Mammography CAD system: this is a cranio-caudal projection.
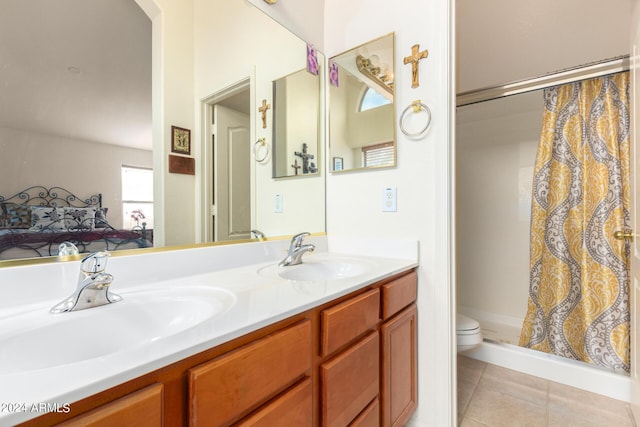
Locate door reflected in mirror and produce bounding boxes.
[329,33,396,172]
[272,64,323,178]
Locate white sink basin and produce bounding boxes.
[258,256,373,282]
[0,286,235,375]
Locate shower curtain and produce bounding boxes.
[519,72,631,373]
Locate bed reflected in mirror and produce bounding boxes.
[0,186,152,261]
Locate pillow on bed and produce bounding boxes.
[0,203,31,229]
[94,207,109,228]
[30,206,66,231]
[64,207,97,229]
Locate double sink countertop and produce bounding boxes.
[0,235,418,426]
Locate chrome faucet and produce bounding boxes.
[251,229,266,239]
[50,251,122,314]
[279,232,315,267]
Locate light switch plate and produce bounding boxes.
[274,194,283,213]
[382,187,397,212]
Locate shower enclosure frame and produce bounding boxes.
[456,55,629,107]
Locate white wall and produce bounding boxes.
[457,0,633,92]
[324,0,455,425]
[456,97,542,326]
[0,127,152,229]
[135,0,195,248]
[247,0,325,51]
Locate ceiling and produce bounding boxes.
[0,0,152,150]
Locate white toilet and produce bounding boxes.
[457,313,482,352]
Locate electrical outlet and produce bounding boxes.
[274,194,283,213]
[382,187,397,212]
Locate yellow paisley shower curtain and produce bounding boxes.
[519,72,631,373]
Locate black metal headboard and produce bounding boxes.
[0,186,102,208]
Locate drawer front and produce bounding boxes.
[57,383,163,427]
[349,398,380,427]
[237,378,312,427]
[381,271,417,320]
[321,332,380,427]
[321,288,380,356]
[189,320,311,427]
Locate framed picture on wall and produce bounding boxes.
[171,126,191,155]
[333,157,343,171]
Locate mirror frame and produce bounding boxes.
[328,32,396,173]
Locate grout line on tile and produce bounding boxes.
[628,405,638,427]
[545,379,550,427]
[459,360,487,424]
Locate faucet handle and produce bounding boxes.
[80,251,110,273]
[291,232,311,247]
[58,241,79,256]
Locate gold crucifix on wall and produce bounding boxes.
[259,99,271,129]
[403,44,428,88]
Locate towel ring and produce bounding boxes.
[254,138,270,163]
[399,100,432,138]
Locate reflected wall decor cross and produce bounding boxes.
[291,159,301,175]
[259,99,271,129]
[403,44,428,88]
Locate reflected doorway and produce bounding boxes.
[203,81,251,242]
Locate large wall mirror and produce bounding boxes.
[0,0,326,265]
[328,33,395,172]
[272,65,322,178]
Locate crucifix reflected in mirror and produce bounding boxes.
[294,143,317,174]
[291,159,301,175]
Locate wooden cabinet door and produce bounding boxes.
[189,320,311,427]
[380,304,417,427]
[56,383,163,427]
[321,332,379,427]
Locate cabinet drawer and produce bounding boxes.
[381,271,417,320]
[57,383,163,427]
[237,378,312,427]
[189,320,311,427]
[350,398,379,427]
[321,332,379,427]
[321,288,380,356]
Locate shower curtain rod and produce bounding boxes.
[456,55,630,107]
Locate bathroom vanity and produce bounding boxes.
[0,237,418,427]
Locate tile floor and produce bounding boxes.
[457,355,636,427]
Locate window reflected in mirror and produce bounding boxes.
[329,33,396,172]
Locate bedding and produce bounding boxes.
[0,186,152,260]
[0,227,151,260]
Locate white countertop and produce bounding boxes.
[0,236,418,426]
